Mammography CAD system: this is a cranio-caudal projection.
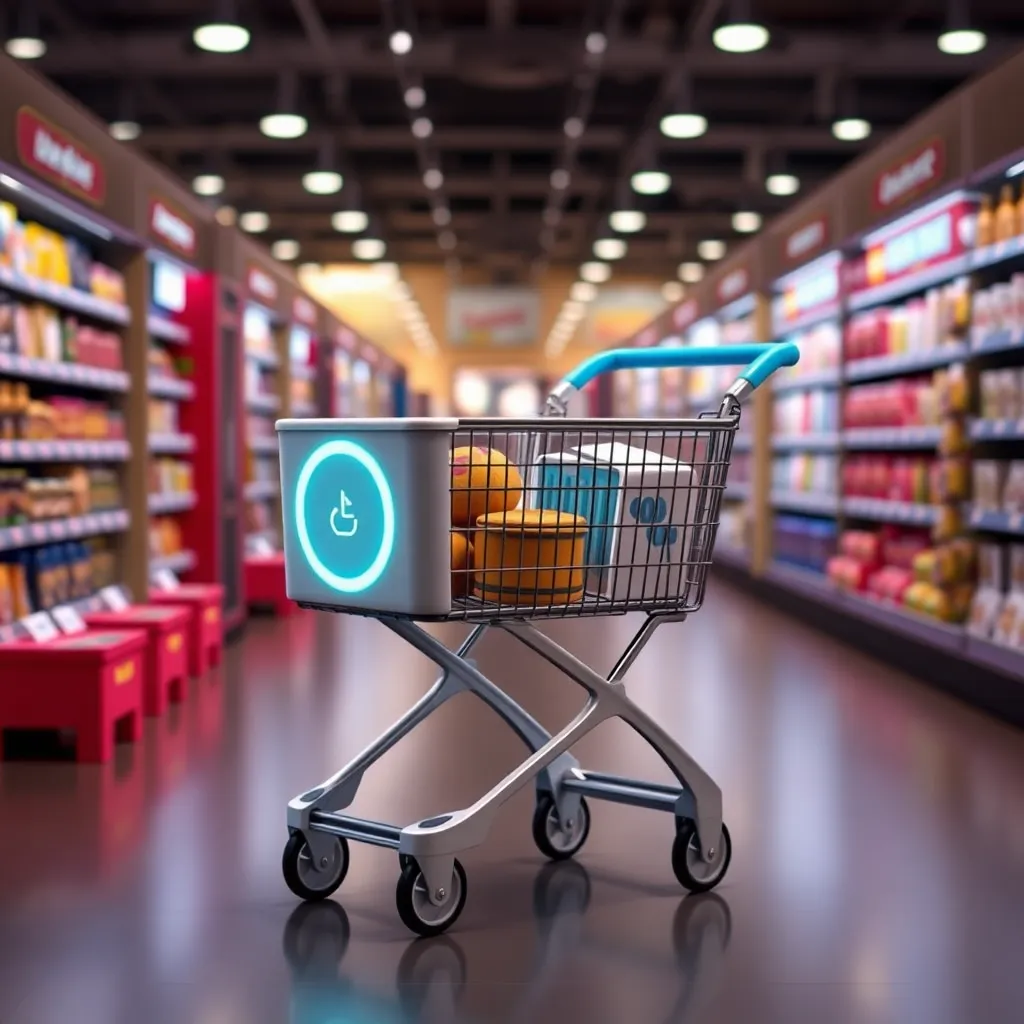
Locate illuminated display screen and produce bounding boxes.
[152,258,186,313]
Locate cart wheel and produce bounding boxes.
[399,853,416,873]
[283,831,350,902]
[671,820,731,893]
[395,859,468,938]
[532,794,591,861]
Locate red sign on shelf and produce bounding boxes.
[672,299,700,331]
[784,216,829,265]
[716,267,750,306]
[149,198,197,259]
[16,107,106,205]
[247,265,278,305]
[874,138,945,212]
[293,295,317,326]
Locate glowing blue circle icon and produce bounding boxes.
[294,439,396,594]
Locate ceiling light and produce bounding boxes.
[389,30,413,55]
[609,210,646,233]
[192,174,225,197]
[352,238,386,260]
[438,231,456,251]
[713,22,770,54]
[585,32,607,55]
[662,281,685,302]
[564,301,587,321]
[550,168,570,190]
[660,113,708,139]
[564,117,584,139]
[109,120,141,142]
[432,206,452,226]
[937,29,986,55]
[215,205,237,226]
[766,172,800,196]
[404,86,426,109]
[240,211,269,233]
[298,262,321,275]
[260,113,307,139]
[302,170,343,195]
[272,239,299,261]
[732,210,762,233]
[571,281,597,302]
[423,168,444,190]
[5,37,46,60]
[593,238,626,260]
[332,210,369,233]
[678,262,704,283]
[698,239,726,261]
[631,170,671,195]
[580,262,611,283]
[411,117,433,139]
[832,117,872,142]
[193,23,250,54]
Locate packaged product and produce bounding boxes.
[972,461,1004,511]
[1003,462,1024,513]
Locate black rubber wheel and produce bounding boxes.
[399,853,416,873]
[531,793,590,861]
[282,831,349,902]
[671,820,731,894]
[281,900,352,978]
[395,859,468,938]
[396,937,467,1016]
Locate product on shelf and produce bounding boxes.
[0,293,125,368]
[979,368,1024,420]
[149,516,185,558]
[776,321,841,380]
[150,458,194,497]
[0,467,122,525]
[843,377,940,429]
[0,382,125,441]
[971,276,1024,344]
[974,460,1024,514]
[773,515,836,572]
[772,454,837,496]
[774,389,839,436]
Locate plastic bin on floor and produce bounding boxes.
[0,630,147,763]
[245,552,297,617]
[83,605,191,717]
[148,583,225,678]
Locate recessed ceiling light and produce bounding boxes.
[239,211,270,233]
[661,281,685,302]
[109,120,141,141]
[193,23,250,54]
[423,168,444,190]
[550,168,570,190]
[404,86,426,109]
[5,37,46,60]
[432,206,452,226]
[260,113,307,139]
[937,28,986,55]
[411,117,433,139]
[332,210,370,233]
[215,205,237,226]
[678,261,704,283]
[389,30,413,55]
[832,117,872,142]
[732,210,762,233]
[302,170,343,195]
[580,262,611,283]
[698,239,726,261]
[564,117,585,139]
[766,172,800,196]
[272,239,300,261]
[571,281,597,302]
[593,238,627,260]
[192,174,225,197]
[631,170,671,195]
[660,113,708,139]
[713,22,770,54]
[585,32,607,55]
[352,237,386,260]
[298,262,321,276]
[609,210,646,233]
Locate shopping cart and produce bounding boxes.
[275,341,798,937]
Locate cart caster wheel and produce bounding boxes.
[283,831,349,901]
[399,853,416,873]
[395,859,468,938]
[671,820,731,894]
[532,794,590,861]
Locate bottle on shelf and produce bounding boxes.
[996,185,1017,244]
[976,195,994,248]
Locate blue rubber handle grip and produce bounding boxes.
[562,342,800,392]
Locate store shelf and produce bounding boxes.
[970,419,1024,441]
[0,351,130,393]
[967,508,1024,535]
[845,343,969,383]
[846,254,970,312]
[964,635,1024,677]
[842,497,938,525]
[0,438,129,462]
[842,426,942,449]
[244,480,279,502]
[772,302,842,338]
[147,314,191,345]
[724,481,750,501]
[249,436,279,455]
[772,367,842,394]
[246,348,280,370]
[731,435,753,453]
[0,509,129,554]
[290,399,317,418]
[246,393,281,415]
[771,491,840,516]
[714,544,750,571]
[150,549,197,574]
[972,329,1024,356]
[148,491,197,515]
[843,592,965,653]
[765,561,837,601]
[971,236,1024,271]
[149,433,196,455]
[772,433,839,452]
[148,374,196,401]
[0,266,131,326]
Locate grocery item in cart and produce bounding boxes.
[450,445,523,527]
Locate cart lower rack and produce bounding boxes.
[276,341,798,936]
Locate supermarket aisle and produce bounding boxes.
[0,580,1022,1024]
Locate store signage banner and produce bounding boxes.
[247,264,278,305]
[293,295,317,326]
[716,267,750,306]
[16,107,106,206]
[874,138,946,212]
[447,287,540,346]
[783,216,829,266]
[149,198,197,259]
[586,288,664,347]
[778,261,840,326]
[672,299,700,331]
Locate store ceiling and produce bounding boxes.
[23,0,1024,278]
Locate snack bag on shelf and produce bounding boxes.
[967,544,1005,638]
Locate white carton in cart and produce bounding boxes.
[535,441,694,603]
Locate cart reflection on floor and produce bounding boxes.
[281,860,732,1024]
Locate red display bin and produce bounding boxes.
[0,631,147,763]
[149,583,225,677]
[245,552,298,617]
[83,605,191,717]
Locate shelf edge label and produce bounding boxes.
[874,138,945,212]
[149,197,197,258]
[16,107,106,206]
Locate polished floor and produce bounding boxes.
[0,579,1022,1024]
